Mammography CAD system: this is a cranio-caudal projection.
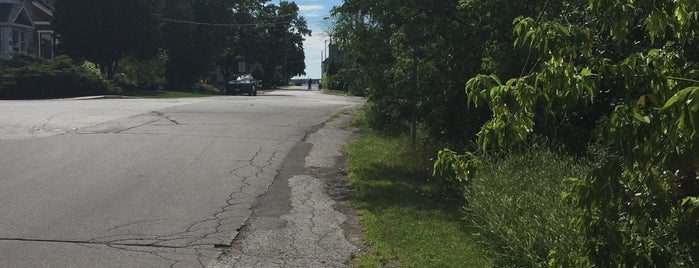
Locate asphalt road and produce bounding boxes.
[0,88,363,267]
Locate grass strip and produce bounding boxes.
[344,129,492,267]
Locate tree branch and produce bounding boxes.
[666,76,699,84]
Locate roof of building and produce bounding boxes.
[32,0,53,20]
[0,2,32,26]
[39,0,55,9]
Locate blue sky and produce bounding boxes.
[293,0,343,79]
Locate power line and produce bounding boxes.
[161,17,294,28]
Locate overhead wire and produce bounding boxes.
[162,11,298,28]
[161,17,294,28]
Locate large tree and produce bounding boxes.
[53,0,162,79]
[161,0,240,90]
[255,1,309,85]
[215,1,309,87]
[331,0,546,142]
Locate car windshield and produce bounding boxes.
[236,74,253,81]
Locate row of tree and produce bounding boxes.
[331,0,698,266]
[52,0,310,90]
[330,0,551,144]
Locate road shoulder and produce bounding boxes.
[212,106,363,267]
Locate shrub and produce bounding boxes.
[362,99,410,135]
[0,53,117,99]
[114,49,168,91]
[192,80,221,94]
[434,143,590,267]
[468,146,589,267]
[333,66,369,96]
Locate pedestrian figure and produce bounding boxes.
[308,78,313,91]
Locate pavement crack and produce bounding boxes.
[0,237,216,250]
[104,219,165,233]
[153,111,181,125]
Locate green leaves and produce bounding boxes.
[337,0,699,265]
[433,148,482,184]
[660,86,699,137]
[460,0,699,266]
[466,73,540,150]
[660,86,699,111]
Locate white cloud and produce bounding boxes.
[304,34,327,51]
[297,5,325,12]
[298,5,325,18]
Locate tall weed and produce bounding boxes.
[464,144,589,267]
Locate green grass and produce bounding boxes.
[345,129,492,267]
[326,109,345,123]
[124,90,219,98]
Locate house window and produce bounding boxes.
[10,30,28,52]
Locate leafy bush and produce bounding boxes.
[0,53,117,99]
[333,67,369,96]
[363,100,409,135]
[114,49,168,91]
[192,80,221,94]
[433,148,482,199]
[458,144,589,267]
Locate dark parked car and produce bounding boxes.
[226,74,257,96]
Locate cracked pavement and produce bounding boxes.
[212,107,363,268]
[0,89,364,267]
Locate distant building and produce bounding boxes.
[0,0,55,59]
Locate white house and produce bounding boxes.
[0,0,54,59]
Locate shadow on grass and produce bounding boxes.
[123,90,220,98]
[351,160,465,222]
[347,136,493,267]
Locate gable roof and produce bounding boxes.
[13,5,31,25]
[33,0,53,18]
[0,2,33,26]
[39,0,55,9]
[32,0,53,22]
